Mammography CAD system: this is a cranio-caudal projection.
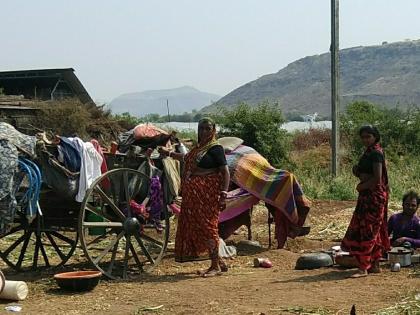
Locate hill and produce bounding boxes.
[109,86,220,116]
[203,40,420,117]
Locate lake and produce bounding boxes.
[157,121,332,132]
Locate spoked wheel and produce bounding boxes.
[0,220,78,271]
[0,169,78,271]
[79,168,170,280]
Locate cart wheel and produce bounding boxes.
[79,168,169,279]
[0,221,78,271]
[0,170,78,271]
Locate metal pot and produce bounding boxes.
[388,247,412,267]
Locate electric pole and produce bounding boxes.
[331,0,340,177]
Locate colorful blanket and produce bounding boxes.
[226,145,309,225]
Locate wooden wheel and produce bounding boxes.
[79,168,169,279]
[0,220,78,271]
[0,171,78,271]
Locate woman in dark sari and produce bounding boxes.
[159,118,230,277]
[341,125,390,278]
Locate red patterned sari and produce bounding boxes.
[175,137,223,262]
[341,143,390,270]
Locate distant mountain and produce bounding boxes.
[203,40,420,117]
[109,86,220,116]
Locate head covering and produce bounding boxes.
[182,118,218,176]
[197,117,216,145]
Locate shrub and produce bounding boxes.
[340,101,420,161]
[113,112,143,130]
[292,128,331,151]
[217,102,290,167]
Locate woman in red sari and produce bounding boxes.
[160,118,230,277]
[341,125,390,278]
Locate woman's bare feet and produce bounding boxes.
[219,258,228,272]
[350,269,368,278]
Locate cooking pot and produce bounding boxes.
[388,247,412,267]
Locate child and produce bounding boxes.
[388,191,420,249]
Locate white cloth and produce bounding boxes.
[73,139,103,202]
[218,237,237,258]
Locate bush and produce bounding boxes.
[113,112,143,130]
[217,102,290,167]
[387,155,420,201]
[292,128,331,151]
[340,101,420,160]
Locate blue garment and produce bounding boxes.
[58,137,82,172]
[388,212,420,248]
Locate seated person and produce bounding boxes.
[388,191,420,249]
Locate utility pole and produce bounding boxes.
[331,0,340,177]
[166,99,170,122]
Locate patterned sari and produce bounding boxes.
[341,143,390,270]
[175,132,224,262]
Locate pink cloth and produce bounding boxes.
[169,188,259,223]
[219,190,259,222]
[90,139,110,189]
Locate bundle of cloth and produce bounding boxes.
[117,123,174,153]
[225,144,311,249]
[0,123,37,235]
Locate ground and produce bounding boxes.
[1,200,419,315]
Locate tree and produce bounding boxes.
[113,112,143,129]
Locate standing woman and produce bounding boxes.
[342,125,390,278]
[160,118,230,277]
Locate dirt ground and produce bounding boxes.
[1,200,419,315]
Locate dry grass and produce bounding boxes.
[29,100,125,143]
[376,292,420,315]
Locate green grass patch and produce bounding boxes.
[293,154,420,202]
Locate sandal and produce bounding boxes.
[196,268,210,276]
[202,269,222,278]
[350,269,368,278]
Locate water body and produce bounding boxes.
[157,121,332,132]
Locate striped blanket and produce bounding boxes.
[226,145,309,225]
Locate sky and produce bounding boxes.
[1,0,420,103]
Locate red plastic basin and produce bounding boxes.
[54,271,102,291]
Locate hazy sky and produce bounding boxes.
[1,1,419,102]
